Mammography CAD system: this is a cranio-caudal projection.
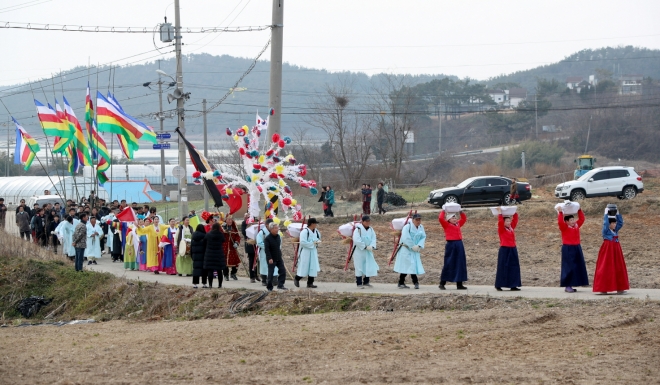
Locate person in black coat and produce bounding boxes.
[204,222,226,288]
[241,213,259,283]
[191,225,208,288]
[264,222,288,291]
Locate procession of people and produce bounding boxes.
[5,192,631,296]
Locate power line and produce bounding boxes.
[0,20,272,33]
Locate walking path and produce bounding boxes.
[89,257,660,301]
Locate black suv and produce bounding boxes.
[428,176,532,206]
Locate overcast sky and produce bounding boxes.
[1,0,660,87]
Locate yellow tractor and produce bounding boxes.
[574,155,596,179]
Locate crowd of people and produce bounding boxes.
[3,189,630,295]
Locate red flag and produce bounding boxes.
[218,184,243,215]
[116,207,138,222]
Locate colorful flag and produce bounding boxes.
[176,127,223,208]
[63,96,92,167]
[107,92,157,144]
[34,99,72,153]
[115,134,131,159]
[13,117,40,171]
[96,92,142,157]
[67,144,79,174]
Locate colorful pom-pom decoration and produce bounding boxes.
[282,197,292,206]
[252,169,261,174]
[260,166,268,172]
[284,220,292,227]
[273,156,280,163]
[310,187,318,195]
[272,217,281,225]
[239,148,246,155]
[270,108,275,116]
[237,130,245,137]
[278,140,285,148]
[226,128,233,136]
[272,133,281,143]
[192,171,201,179]
[266,149,274,156]
[283,136,292,144]
[213,170,221,177]
[193,178,202,186]
[253,164,261,170]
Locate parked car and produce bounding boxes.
[554,166,644,201]
[26,195,65,209]
[428,176,532,206]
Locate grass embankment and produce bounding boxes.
[1,253,657,324]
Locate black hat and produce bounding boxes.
[412,213,422,219]
[307,217,319,225]
[361,215,371,222]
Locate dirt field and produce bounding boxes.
[1,298,658,384]
[307,210,660,289]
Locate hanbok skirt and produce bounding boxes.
[176,254,193,275]
[495,246,521,288]
[440,240,468,282]
[593,240,629,292]
[560,245,589,287]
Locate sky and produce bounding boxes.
[1,0,660,87]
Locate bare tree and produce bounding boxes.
[369,75,423,181]
[303,80,373,189]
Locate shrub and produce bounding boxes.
[499,141,564,170]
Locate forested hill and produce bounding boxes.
[486,46,660,90]
[0,54,456,138]
[2,46,659,138]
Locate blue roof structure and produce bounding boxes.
[104,180,167,203]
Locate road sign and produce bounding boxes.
[153,143,171,150]
[156,133,171,140]
[172,166,186,179]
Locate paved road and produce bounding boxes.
[89,257,660,301]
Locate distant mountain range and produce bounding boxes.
[485,46,660,90]
[1,46,658,138]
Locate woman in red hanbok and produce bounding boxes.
[593,210,629,294]
[221,216,242,280]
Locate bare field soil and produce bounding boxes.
[1,299,658,384]
[310,212,660,289]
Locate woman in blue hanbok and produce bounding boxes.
[393,214,426,289]
[256,220,277,285]
[294,218,321,288]
[352,215,379,288]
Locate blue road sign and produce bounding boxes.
[153,143,171,150]
[156,133,171,140]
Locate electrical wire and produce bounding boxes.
[0,20,272,33]
[187,38,270,119]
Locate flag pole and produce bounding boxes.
[40,79,67,201]
[87,61,97,193]
[0,98,63,199]
[32,80,67,202]
[56,72,80,203]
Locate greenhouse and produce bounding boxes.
[0,177,108,206]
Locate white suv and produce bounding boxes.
[555,166,644,201]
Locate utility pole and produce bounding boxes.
[534,96,538,139]
[437,104,442,155]
[584,115,592,153]
[203,99,209,211]
[6,122,10,177]
[174,0,188,219]
[157,60,166,202]
[521,151,526,177]
[267,0,284,137]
